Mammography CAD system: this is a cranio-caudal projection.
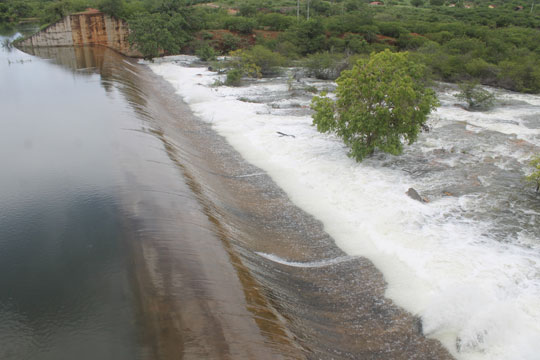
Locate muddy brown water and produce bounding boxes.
[4,39,453,359]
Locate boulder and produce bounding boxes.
[406,188,425,203]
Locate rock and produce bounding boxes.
[406,188,425,203]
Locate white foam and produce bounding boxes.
[256,252,356,268]
[150,58,540,360]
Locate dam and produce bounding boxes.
[16,8,140,57]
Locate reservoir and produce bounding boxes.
[0,29,145,359]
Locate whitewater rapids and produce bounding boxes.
[149,56,540,360]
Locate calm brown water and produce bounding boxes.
[0,31,146,359]
[3,29,453,359]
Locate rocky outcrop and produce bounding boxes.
[17,8,141,57]
[406,188,427,203]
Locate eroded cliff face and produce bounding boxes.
[18,9,141,57]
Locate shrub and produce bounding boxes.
[455,82,495,110]
[195,41,217,61]
[258,13,294,31]
[221,33,242,53]
[498,57,540,93]
[525,155,540,193]
[231,45,286,76]
[224,16,256,34]
[345,34,369,54]
[225,68,243,86]
[304,52,349,80]
[275,40,301,59]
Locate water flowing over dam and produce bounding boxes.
[150,57,540,360]
[2,33,455,359]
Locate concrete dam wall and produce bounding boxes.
[18,9,140,57]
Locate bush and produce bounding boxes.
[231,45,286,76]
[283,19,326,55]
[327,37,346,53]
[225,68,243,86]
[498,57,540,93]
[275,40,301,59]
[378,22,408,38]
[304,52,349,80]
[258,13,294,31]
[345,34,369,54]
[397,33,428,50]
[195,41,217,61]
[455,82,495,110]
[464,58,497,80]
[224,16,256,34]
[221,33,242,53]
[525,155,540,193]
[311,50,439,161]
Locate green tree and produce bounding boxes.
[98,0,125,19]
[525,155,540,193]
[411,0,425,7]
[128,12,191,59]
[284,19,325,55]
[311,50,439,161]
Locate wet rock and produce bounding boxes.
[406,188,426,203]
[454,103,468,110]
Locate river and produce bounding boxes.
[2,27,538,359]
[149,57,540,360]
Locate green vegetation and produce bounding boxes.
[455,81,495,110]
[303,52,351,80]
[221,45,286,86]
[3,0,540,92]
[128,13,189,59]
[311,50,439,161]
[525,155,540,193]
[194,40,217,61]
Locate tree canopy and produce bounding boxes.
[311,50,439,161]
[4,0,540,92]
[128,12,191,59]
